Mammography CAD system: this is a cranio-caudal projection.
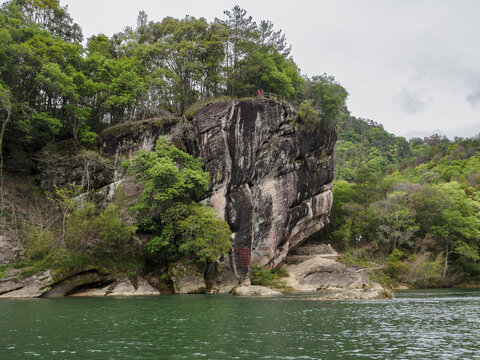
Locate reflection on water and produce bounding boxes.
[1,289,480,359]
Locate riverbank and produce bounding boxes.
[0,242,392,300]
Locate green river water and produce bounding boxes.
[1,289,480,359]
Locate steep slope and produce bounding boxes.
[186,99,336,275]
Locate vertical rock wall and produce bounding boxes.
[188,99,336,274]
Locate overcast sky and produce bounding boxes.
[10,0,480,139]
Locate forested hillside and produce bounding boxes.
[1,0,479,289]
[0,0,346,284]
[0,0,345,171]
[323,113,480,287]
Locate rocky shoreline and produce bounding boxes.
[0,242,392,301]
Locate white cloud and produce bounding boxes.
[393,88,432,115]
[3,0,479,138]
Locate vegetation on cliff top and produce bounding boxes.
[1,0,478,290]
[0,0,346,173]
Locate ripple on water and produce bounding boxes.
[1,290,480,359]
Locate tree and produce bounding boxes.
[258,20,291,56]
[306,74,348,124]
[124,138,231,263]
[222,5,257,96]
[374,190,419,251]
[429,183,480,277]
[0,84,12,207]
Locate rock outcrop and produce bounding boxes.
[168,261,207,294]
[187,99,336,275]
[0,270,53,298]
[0,268,164,298]
[0,235,23,266]
[282,242,391,300]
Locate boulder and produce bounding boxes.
[205,258,239,294]
[168,261,207,294]
[282,254,391,300]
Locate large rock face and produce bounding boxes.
[187,99,336,275]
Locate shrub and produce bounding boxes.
[250,264,289,287]
[298,99,319,122]
[385,248,410,281]
[66,202,136,256]
[20,222,55,261]
[146,203,231,263]
[125,139,232,264]
[93,203,137,255]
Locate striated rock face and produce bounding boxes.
[99,117,176,160]
[0,271,54,298]
[187,99,336,274]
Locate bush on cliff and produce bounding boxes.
[124,138,231,264]
[65,202,137,256]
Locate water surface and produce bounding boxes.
[1,289,480,359]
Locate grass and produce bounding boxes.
[10,249,146,283]
[250,264,290,288]
[338,249,394,290]
[0,264,9,279]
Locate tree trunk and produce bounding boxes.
[443,239,448,278]
[0,108,11,209]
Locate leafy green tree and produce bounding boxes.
[146,203,231,263]
[222,5,257,96]
[429,183,480,277]
[306,74,348,124]
[124,138,231,263]
[374,190,419,251]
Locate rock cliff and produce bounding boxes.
[0,98,339,297]
[185,99,336,275]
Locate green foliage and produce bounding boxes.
[146,203,231,263]
[305,74,348,123]
[20,221,55,260]
[125,139,231,264]
[250,264,289,287]
[65,202,137,256]
[125,138,209,218]
[323,113,480,285]
[385,249,410,281]
[298,99,319,122]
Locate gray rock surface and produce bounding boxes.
[232,285,283,296]
[99,117,176,159]
[205,258,239,294]
[188,99,336,275]
[0,236,23,266]
[283,256,371,291]
[168,261,207,294]
[282,251,391,300]
[41,270,114,298]
[0,271,53,298]
[312,283,390,301]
